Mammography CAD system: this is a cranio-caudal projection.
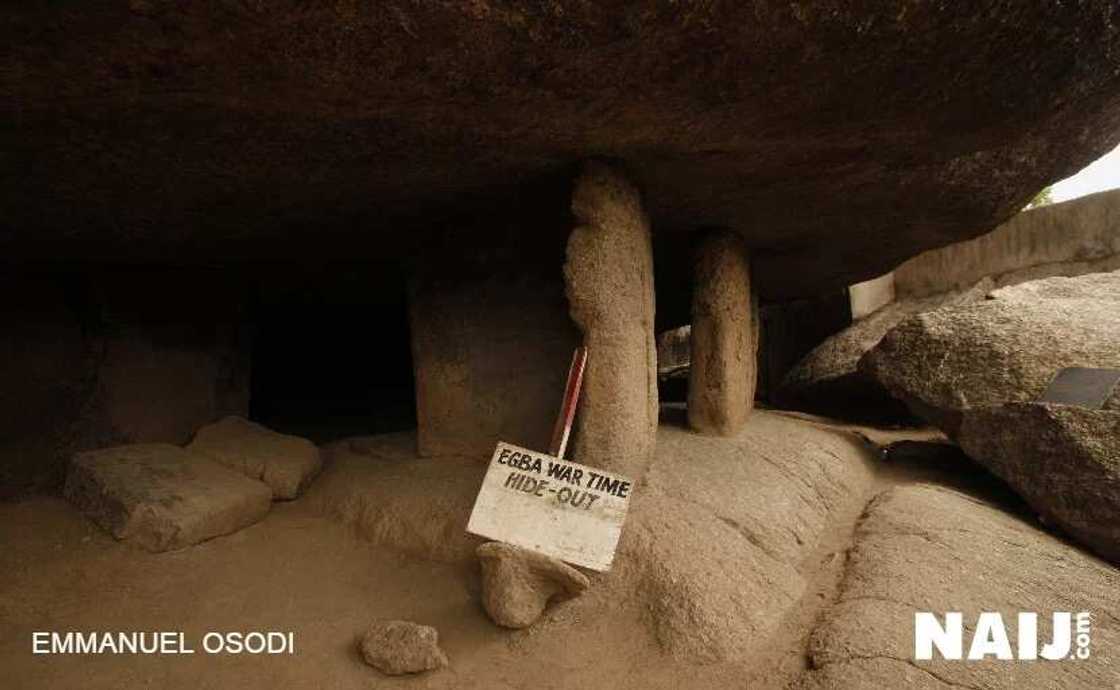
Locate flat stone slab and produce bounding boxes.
[64,443,272,552]
[188,416,322,499]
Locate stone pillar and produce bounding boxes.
[563,162,658,477]
[687,230,758,435]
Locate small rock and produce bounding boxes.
[358,620,447,675]
[476,542,589,629]
[188,416,322,500]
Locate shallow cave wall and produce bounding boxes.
[0,267,251,498]
[408,194,580,458]
[411,270,579,457]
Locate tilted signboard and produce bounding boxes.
[466,441,633,572]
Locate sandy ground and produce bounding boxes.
[1,496,781,690]
[1,497,484,689]
[0,414,948,690]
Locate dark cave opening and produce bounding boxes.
[248,266,416,442]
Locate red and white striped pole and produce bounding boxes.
[548,346,588,459]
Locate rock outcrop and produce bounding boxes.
[64,443,272,552]
[861,271,1120,435]
[358,620,448,675]
[777,281,991,419]
[958,403,1120,565]
[476,542,590,629]
[782,189,1120,420]
[312,411,880,663]
[687,230,758,436]
[188,416,322,500]
[565,162,658,477]
[800,484,1119,689]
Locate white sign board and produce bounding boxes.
[466,442,633,572]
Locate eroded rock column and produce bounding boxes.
[687,230,758,435]
[564,162,658,477]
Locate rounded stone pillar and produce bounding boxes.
[687,230,758,435]
[563,161,658,478]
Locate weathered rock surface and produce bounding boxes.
[861,271,1120,434]
[991,269,1120,305]
[777,280,991,419]
[958,403,1120,565]
[688,230,758,436]
[64,443,271,552]
[7,4,1120,300]
[589,413,879,664]
[799,484,1119,689]
[565,162,658,477]
[188,416,321,500]
[358,620,448,675]
[647,413,878,568]
[477,542,590,629]
[622,491,805,664]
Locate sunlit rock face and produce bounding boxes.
[5,3,1120,300]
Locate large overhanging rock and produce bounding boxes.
[5,4,1120,299]
[860,271,1120,435]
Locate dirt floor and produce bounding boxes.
[0,412,1005,689]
